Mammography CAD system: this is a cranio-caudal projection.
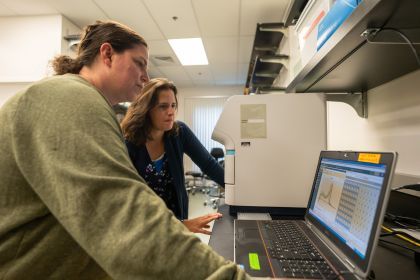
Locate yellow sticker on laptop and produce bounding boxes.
[358,153,381,164]
[248,253,261,270]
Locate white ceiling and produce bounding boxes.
[0,0,292,88]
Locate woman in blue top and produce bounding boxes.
[121,78,223,234]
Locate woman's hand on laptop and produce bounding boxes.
[182,213,223,235]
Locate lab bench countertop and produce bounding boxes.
[209,204,420,280]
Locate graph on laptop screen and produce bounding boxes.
[308,158,387,259]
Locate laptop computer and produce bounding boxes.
[234,151,397,279]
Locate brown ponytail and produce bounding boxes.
[52,55,83,75]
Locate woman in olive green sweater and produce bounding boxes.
[0,20,248,280]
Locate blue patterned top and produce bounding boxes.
[143,153,179,217]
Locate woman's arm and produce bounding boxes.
[182,213,223,235]
[180,122,224,186]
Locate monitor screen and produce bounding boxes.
[308,158,387,258]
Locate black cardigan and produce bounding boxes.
[126,121,224,220]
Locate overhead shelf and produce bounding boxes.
[250,54,289,92]
[284,0,311,26]
[286,0,420,93]
[244,1,310,94]
[245,23,287,93]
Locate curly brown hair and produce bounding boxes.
[121,78,179,146]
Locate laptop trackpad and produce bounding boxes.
[242,229,259,239]
[235,221,273,277]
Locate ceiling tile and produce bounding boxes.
[46,0,108,28]
[192,0,240,37]
[203,37,238,64]
[238,36,254,63]
[147,40,180,67]
[192,80,215,86]
[0,2,15,16]
[211,64,238,85]
[240,0,290,36]
[184,66,213,81]
[147,66,163,79]
[93,0,164,41]
[143,0,200,39]
[147,40,174,55]
[215,80,240,86]
[158,66,191,81]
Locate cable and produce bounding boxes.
[381,230,420,243]
[392,183,420,191]
[365,27,420,68]
[379,238,418,253]
[384,213,420,230]
[381,225,420,247]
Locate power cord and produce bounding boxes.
[381,225,420,247]
[392,183,420,191]
[384,213,420,230]
[364,27,420,68]
[381,229,420,243]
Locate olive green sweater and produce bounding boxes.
[0,74,248,280]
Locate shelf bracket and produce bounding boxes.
[325,91,368,118]
[63,34,81,51]
[259,55,289,71]
[259,55,289,65]
[258,23,288,37]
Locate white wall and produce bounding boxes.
[176,85,242,122]
[0,15,80,107]
[0,15,62,82]
[327,69,420,176]
[0,82,30,107]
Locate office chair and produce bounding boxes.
[185,171,205,195]
[210,147,224,167]
[185,148,224,195]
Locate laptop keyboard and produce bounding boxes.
[263,220,338,279]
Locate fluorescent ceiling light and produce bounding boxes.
[168,38,208,66]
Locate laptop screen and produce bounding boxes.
[305,151,395,273]
[308,158,386,258]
